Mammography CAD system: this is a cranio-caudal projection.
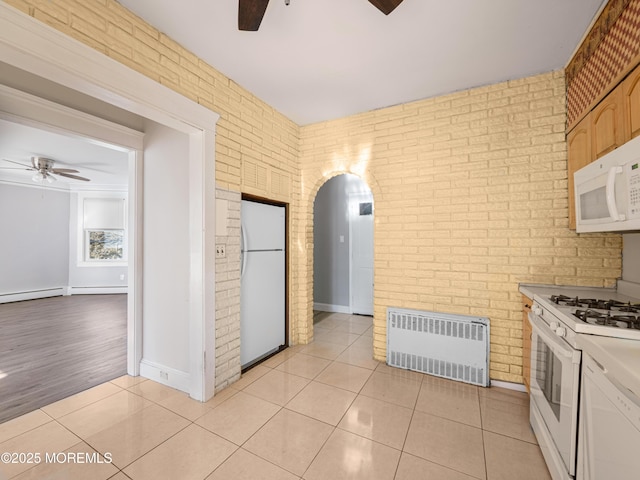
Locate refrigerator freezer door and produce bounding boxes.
[240,249,285,367]
[241,200,284,251]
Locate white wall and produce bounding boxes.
[0,183,69,295]
[68,191,128,289]
[142,120,191,375]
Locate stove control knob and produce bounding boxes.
[532,306,543,316]
[555,327,566,338]
[549,322,559,330]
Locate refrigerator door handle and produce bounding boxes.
[241,224,247,279]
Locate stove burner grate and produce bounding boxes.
[608,301,640,314]
[551,295,640,313]
[574,309,640,329]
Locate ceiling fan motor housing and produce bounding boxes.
[33,156,54,172]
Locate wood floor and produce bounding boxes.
[0,294,127,424]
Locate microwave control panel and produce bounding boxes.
[629,162,640,217]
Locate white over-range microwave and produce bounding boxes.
[574,134,640,233]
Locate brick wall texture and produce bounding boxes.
[298,72,622,382]
[5,0,623,384]
[214,189,241,390]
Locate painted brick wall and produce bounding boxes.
[214,189,241,391]
[299,71,623,383]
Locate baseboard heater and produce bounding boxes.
[387,307,490,387]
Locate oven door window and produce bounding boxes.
[535,340,563,421]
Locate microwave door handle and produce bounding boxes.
[606,166,625,221]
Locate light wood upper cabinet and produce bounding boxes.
[591,85,625,159]
[623,64,640,140]
[566,62,640,230]
[567,113,592,230]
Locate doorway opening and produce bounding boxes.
[0,87,142,423]
[313,173,374,318]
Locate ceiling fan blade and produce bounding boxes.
[368,0,404,15]
[0,167,33,170]
[2,158,34,169]
[56,172,91,182]
[52,168,80,174]
[239,0,270,31]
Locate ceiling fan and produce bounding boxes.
[238,0,404,31]
[0,156,90,183]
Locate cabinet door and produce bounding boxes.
[591,85,625,159]
[623,64,640,140]
[567,114,592,230]
[522,295,532,392]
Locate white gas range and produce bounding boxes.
[534,288,640,342]
[523,283,640,480]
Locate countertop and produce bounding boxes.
[577,334,640,398]
[519,283,640,304]
[519,283,617,302]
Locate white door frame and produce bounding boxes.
[0,4,220,401]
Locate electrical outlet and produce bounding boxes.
[216,244,226,258]
[160,371,168,381]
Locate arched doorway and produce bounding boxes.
[313,173,373,319]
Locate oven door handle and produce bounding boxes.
[528,312,581,364]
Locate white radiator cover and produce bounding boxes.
[387,307,490,387]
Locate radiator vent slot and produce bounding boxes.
[387,308,490,387]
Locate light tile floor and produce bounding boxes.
[0,312,551,480]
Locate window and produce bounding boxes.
[82,197,126,263]
[86,229,124,260]
[359,202,373,215]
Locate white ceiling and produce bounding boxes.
[0,119,129,189]
[119,0,607,125]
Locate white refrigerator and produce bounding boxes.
[240,200,285,368]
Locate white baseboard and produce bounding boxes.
[489,379,527,392]
[68,286,127,295]
[314,303,351,314]
[0,287,66,304]
[0,286,127,303]
[140,359,191,394]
